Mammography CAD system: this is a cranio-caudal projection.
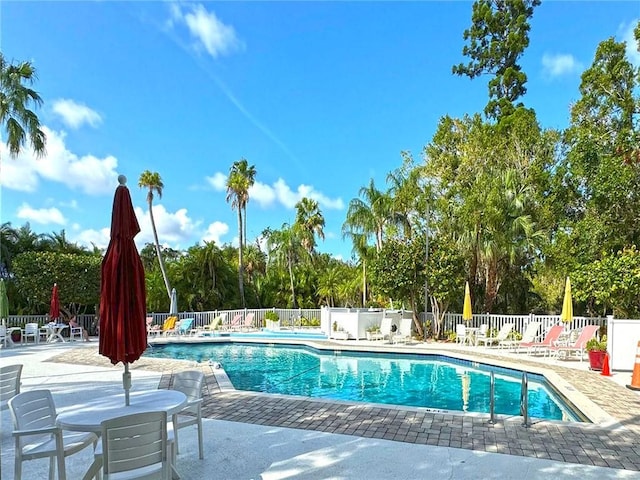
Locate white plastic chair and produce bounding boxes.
[8,389,97,480]
[455,324,468,345]
[69,326,83,341]
[97,411,172,480]
[0,324,8,348]
[0,364,23,410]
[171,370,205,460]
[21,323,40,344]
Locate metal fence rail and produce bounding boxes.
[4,309,613,337]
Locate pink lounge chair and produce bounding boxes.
[549,325,600,361]
[240,313,256,332]
[519,324,565,355]
[223,313,242,331]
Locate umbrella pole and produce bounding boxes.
[123,362,131,406]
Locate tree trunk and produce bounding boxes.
[149,200,172,300]
[362,260,367,307]
[484,260,499,313]
[287,253,297,308]
[409,291,424,338]
[237,209,246,308]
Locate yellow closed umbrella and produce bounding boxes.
[560,277,573,324]
[462,281,472,322]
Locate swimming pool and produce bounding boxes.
[146,342,583,422]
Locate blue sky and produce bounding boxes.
[2,1,639,261]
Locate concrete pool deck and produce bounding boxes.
[1,339,639,479]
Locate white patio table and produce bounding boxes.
[45,323,69,343]
[464,327,480,346]
[57,389,187,480]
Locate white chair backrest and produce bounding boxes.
[101,411,169,478]
[521,322,541,342]
[8,390,58,450]
[479,324,488,335]
[172,370,204,413]
[0,364,22,410]
[456,324,466,337]
[25,323,39,334]
[496,323,514,341]
[379,317,392,335]
[398,317,412,335]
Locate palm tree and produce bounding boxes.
[263,224,306,308]
[42,229,86,254]
[229,159,256,248]
[226,160,255,307]
[342,179,394,252]
[294,198,325,253]
[0,53,46,157]
[138,170,172,300]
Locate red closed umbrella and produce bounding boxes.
[99,175,147,405]
[49,283,60,321]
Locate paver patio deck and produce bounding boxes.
[50,338,640,473]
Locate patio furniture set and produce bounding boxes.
[2,363,205,480]
[454,322,600,361]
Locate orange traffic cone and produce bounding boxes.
[627,340,640,391]
[601,353,612,377]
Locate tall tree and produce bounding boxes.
[229,159,256,247]
[294,197,325,253]
[452,0,540,120]
[138,170,172,300]
[263,224,306,308]
[561,31,640,264]
[226,159,255,307]
[0,53,46,157]
[343,179,394,252]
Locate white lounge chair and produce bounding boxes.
[498,321,541,351]
[368,317,391,341]
[392,317,413,344]
[477,323,514,347]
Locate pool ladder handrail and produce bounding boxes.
[488,371,530,427]
[520,372,530,427]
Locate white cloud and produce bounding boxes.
[74,227,111,251]
[0,126,119,195]
[250,181,277,206]
[170,4,243,58]
[207,172,344,211]
[206,172,227,191]
[52,99,102,129]
[620,19,640,67]
[134,204,200,247]
[16,203,66,225]
[201,221,229,245]
[541,53,583,78]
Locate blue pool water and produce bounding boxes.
[146,343,583,422]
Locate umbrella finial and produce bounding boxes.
[118,174,127,186]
